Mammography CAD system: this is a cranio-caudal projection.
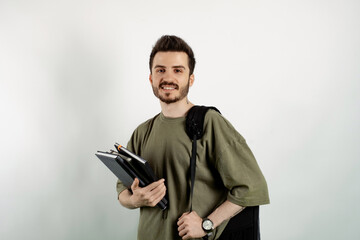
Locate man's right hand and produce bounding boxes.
[128,178,166,208]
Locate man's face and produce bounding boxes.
[150,51,194,104]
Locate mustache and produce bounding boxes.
[159,81,179,89]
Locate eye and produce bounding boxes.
[157,69,165,73]
[174,69,183,73]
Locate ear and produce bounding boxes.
[149,74,153,84]
[189,74,195,87]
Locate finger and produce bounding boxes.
[182,232,190,240]
[149,180,166,193]
[180,212,189,218]
[178,227,187,237]
[177,222,186,232]
[177,219,182,227]
[131,178,139,191]
[148,188,166,207]
[145,182,165,203]
[189,210,197,216]
[177,214,188,226]
[148,179,165,191]
[178,212,189,222]
[151,185,166,203]
[145,179,165,191]
[188,211,199,219]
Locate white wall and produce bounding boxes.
[1,0,359,239]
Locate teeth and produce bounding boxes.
[163,87,175,90]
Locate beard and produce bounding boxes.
[152,80,190,104]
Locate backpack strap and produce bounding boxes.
[186,106,220,212]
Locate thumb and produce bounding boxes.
[131,178,139,191]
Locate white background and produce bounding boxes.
[1,0,359,239]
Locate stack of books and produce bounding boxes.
[96,143,168,210]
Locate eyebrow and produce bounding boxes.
[172,65,186,69]
[154,65,186,69]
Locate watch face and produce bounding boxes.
[202,219,213,231]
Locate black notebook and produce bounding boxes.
[96,144,168,210]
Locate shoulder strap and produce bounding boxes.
[186,105,221,212]
[186,106,220,140]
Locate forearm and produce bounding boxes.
[207,200,245,228]
[118,189,137,209]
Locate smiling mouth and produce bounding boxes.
[159,82,179,90]
[162,86,176,90]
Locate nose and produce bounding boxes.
[162,70,175,82]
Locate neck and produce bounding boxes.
[160,98,194,118]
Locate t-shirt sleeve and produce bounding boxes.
[205,110,270,206]
[217,138,270,206]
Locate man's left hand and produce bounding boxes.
[177,211,206,240]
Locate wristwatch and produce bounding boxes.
[202,218,214,235]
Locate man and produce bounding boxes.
[117,35,269,240]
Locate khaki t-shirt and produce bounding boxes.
[117,110,269,240]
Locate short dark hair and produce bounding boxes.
[149,35,196,75]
